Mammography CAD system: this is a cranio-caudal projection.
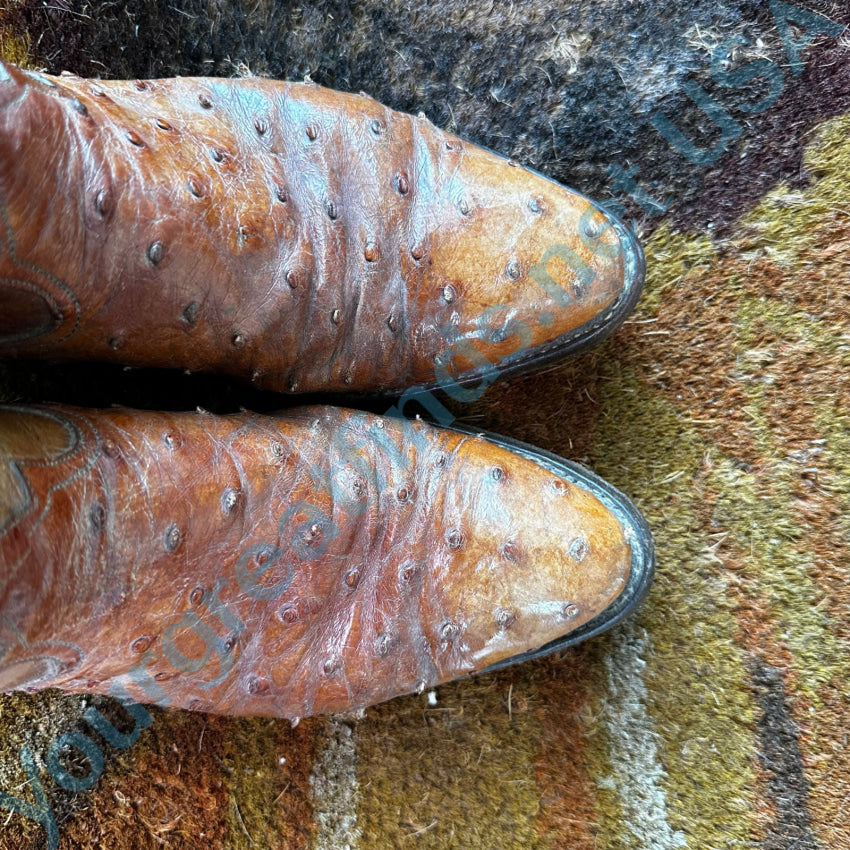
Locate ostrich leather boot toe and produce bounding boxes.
[0,404,653,719]
[0,60,643,394]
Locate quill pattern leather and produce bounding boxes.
[0,404,653,718]
[0,61,643,393]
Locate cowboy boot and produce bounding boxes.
[0,60,643,395]
[0,403,653,719]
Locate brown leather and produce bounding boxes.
[0,404,643,718]
[0,61,641,394]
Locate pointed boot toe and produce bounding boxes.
[0,62,643,394]
[417,138,645,393]
[448,425,654,675]
[0,404,652,718]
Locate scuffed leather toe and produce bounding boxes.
[416,423,653,681]
[451,426,655,675]
[416,135,645,392]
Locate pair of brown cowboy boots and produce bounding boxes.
[0,62,653,721]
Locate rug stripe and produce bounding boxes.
[598,624,686,848]
[532,647,603,848]
[587,367,760,849]
[749,660,819,850]
[354,672,546,849]
[310,718,362,850]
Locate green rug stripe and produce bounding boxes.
[586,366,759,849]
